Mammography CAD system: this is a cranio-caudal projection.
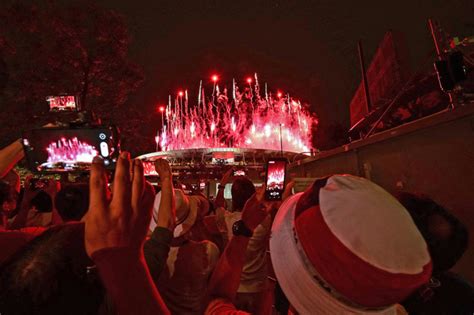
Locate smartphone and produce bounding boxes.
[264,158,287,201]
[46,95,80,112]
[22,126,120,173]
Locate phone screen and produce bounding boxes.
[47,96,79,112]
[265,159,287,201]
[22,127,119,173]
[142,161,158,176]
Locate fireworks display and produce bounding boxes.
[267,169,285,189]
[46,137,98,164]
[157,73,317,153]
[266,160,286,190]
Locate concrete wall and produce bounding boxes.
[290,105,474,282]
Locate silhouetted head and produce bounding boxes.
[0,223,104,315]
[55,184,89,221]
[397,192,469,273]
[231,176,255,212]
[0,180,18,215]
[30,191,53,213]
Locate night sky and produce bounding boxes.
[77,1,474,127]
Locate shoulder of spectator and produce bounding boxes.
[205,240,221,265]
[205,298,250,315]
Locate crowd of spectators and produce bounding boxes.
[0,137,472,315]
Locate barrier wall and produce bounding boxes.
[290,105,474,282]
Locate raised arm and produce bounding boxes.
[206,190,271,303]
[144,158,176,282]
[154,159,175,231]
[84,153,170,315]
[0,139,24,178]
[215,168,233,209]
[205,183,294,314]
[9,177,36,230]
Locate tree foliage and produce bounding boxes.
[0,1,145,153]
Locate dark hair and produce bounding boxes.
[0,223,104,315]
[231,177,255,212]
[397,192,469,273]
[55,184,89,222]
[0,181,10,205]
[1,180,19,216]
[30,191,53,213]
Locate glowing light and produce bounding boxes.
[212,75,218,82]
[178,91,184,97]
[246,77,252,84]
[190,121,196,138]
[264,124,271,137]
[267,168,285,190]
[46,137,98,164]
[159,106,165,112]
[156,74,316,153]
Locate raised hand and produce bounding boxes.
[242,180,295,229]
[154,158,175,231]
[84,152,170,315]
[154,158,172,182]
[84,152,155,257]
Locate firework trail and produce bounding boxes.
[158,74,317,153]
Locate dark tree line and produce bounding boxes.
[0,1,153,155]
